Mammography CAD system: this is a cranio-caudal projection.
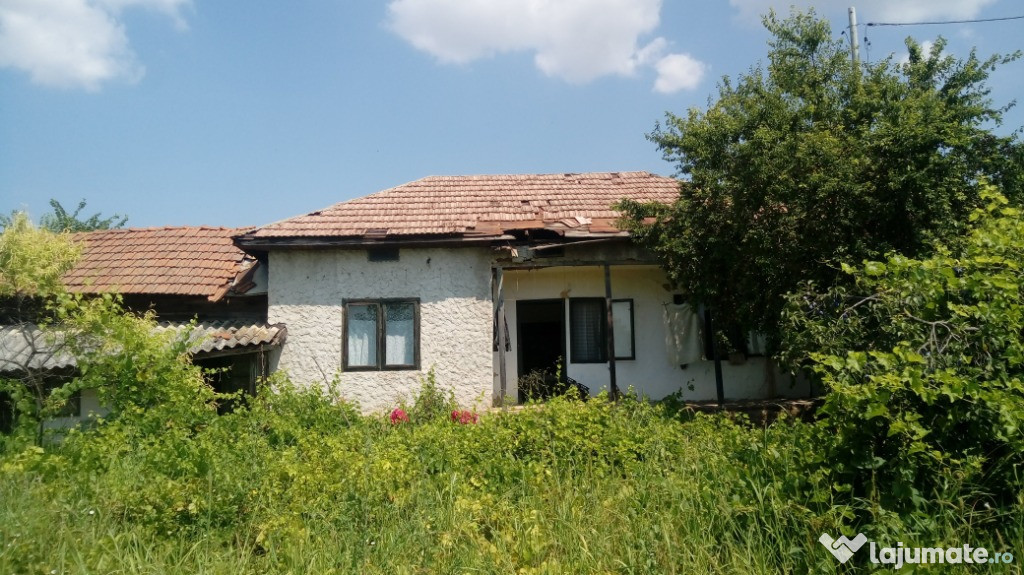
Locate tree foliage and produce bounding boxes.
[618,9,1023,351]
[0,212,80,304]
[38,199,127,233]
[784,186,1024,508]
[0,214,204,444]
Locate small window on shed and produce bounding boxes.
[367,247,400,262]
[537,246,565,258]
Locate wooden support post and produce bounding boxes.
[493,267,508,408]
[704,308,726,409]
[604,264,618,400]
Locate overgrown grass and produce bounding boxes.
[0,380,1021,574]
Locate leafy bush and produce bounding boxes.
[784,187,1024,510]
[2,366,1021,573]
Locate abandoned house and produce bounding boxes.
[3,172,812,426]
[235,171,811,411]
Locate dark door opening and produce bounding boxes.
[516,299,566,402]
[0,391,12,434]
[196,354,257,413]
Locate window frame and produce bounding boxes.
[569,297,636,364]
[342,298,421,371]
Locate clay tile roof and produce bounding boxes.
[242,171,680,240]
[64,227,251,301]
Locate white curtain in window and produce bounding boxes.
[384,303,414,366]
[348,305,377,367]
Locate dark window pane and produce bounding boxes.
[570,299,606,363]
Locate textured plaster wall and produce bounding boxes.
[268,247,493,411]
[497,265,809,401]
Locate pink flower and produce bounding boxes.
[390,408,409,424]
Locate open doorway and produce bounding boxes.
[516,299,566,402]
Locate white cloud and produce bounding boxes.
[654,53,706,94]
[386,0,706,92]
[728,0,997,24]
[0,0,190,91]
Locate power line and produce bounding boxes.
[866,14,1024,27]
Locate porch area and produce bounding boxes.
[489,241,812,405]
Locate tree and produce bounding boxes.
[782,186,1024,508]
[617,9,1024,352]
[39,199,127,232]
[0,212,80,318]
[0,213,208,445]
[0,214,81,441]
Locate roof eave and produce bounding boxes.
[234,234,516,251]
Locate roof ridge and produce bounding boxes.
[79,225,243,232]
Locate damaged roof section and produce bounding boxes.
[64,227,260,302]
[235,171,680,246]
[155,321,287,355]
[0,321,287,374]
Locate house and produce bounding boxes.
[0,226,285,430]
[235,171,811,411]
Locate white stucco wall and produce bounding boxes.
[268,247,493,412]
[496,265,810,402]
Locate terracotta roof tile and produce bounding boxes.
[243,171,680,240]
[64,227,251,301]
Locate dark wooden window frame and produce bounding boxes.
[569,297,636,364]
[569,298,606,364]
[342,298,420,371]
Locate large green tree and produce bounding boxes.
[618,10,1023,352]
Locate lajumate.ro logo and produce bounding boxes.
[819,532,1015,569]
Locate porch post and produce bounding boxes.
[704,308,726,409]
[493,266,508,408]
[604,264,618,400]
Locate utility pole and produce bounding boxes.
[848,7,860,66]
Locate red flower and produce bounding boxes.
[390,408,409,424]
[451,410,478,424]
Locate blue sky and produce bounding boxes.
[2,0,1022,228]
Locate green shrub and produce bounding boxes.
[784,188,1024,512]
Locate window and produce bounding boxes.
[343,299,419,370]
[569,298,635,363]
[367,247,399,262]
[612,299,635,360]
[55,390,82,418]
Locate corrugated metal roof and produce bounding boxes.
[64,227,255,301]
[0,321,286,374]
[155,321,287,354]
[239,171,680,241]
[0,324,76,373]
